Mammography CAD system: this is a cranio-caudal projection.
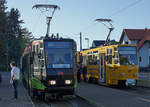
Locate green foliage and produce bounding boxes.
[0,1,33,71]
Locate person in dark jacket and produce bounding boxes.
[77,64,81,83]
[82,66,87,82]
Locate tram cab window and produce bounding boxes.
[118,46,137,65]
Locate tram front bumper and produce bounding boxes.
[126,79,136,86]
[45,86,74,95]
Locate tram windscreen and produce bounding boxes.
[118,46,137,65]
[45,41,73,68]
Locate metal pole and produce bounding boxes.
[88,39,89,49]
[46,17,52,37]
[85,38,89,49]
[104,28,114,45]
[80,32,82,51]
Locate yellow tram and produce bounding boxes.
[80,44,138,87]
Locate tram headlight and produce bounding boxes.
[49,80,56,85]
[121,73,125,77]
[65,80,72,85]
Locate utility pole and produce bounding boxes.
[80,32,82,51]
[85,38,89,49]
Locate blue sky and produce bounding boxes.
[7,0,150,50]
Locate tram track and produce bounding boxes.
[32,95,94,107]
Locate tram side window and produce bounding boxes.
[93,55,98,65]
[36,45,39,53]
[34,53,39,68]
[107,48,112,64]
[33,45,35,52]
[40,43,43,48]
[114,52,119,64]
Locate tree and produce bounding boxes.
[0,1,34,69]
[0,0,7,65]
[7,8,33,64]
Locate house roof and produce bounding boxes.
[120,28,150,50]
[137,30,150,49]
[92,40,105,47]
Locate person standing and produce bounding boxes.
[83,65,87,82]
[10,61,20,100]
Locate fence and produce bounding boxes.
[137,72,150,87]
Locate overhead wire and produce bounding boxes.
[32,0,144,40]
[70,0,144,48]
[109,0,143,18]
[107,0,144,40]
[75,0,144,35]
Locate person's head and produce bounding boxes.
[10,61,16,68]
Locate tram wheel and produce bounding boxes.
[88,77,92,83]
[118,80,126,88]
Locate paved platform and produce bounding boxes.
[0,72,34,107]
[76,82,150,107]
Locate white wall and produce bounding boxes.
[122,34,131,44]
[138,41,149,67]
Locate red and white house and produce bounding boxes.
[120,28,150,71]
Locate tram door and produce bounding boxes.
[99,53,105,83]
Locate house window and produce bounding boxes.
[139,56,142,62]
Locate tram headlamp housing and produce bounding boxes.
[65,80,72,85]
[49,80,56,85]
[121,73,125,77]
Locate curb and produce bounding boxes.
[75,94,103,107]
[22,81,35,107]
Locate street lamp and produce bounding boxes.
[85,38,89,49]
